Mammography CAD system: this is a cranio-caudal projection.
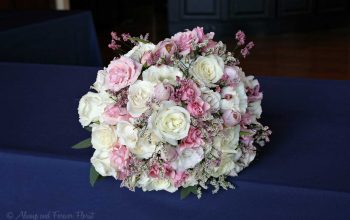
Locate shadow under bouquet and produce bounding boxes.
[74,27,271,199]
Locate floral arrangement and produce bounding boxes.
[74,27,271,198]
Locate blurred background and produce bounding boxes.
[0,0,349,79]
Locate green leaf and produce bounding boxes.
[84,126,92,132]
[240,131,253,136]
[89,165,100,187]
[129,37,149,44]
[180,186,198,199]
[72,138,91,149]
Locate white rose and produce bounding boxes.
[234,150,256,174]
[91,149,116,177]
[189,55,224,87]
[148,101,190,145]
[91,124,117,150]
[242,75,259,89]
[213,126,240,154]
[116,121,138,149]
[233,148,243,162]
[235,66,246,80]
[248,100,262,122]
[138,174,177,192]
[220,83,248,113]
[211,126,243,177]
[241,150,256,166]
[142,65,183,85]
[211,154,236,177]
[125,42,155,62]
[201,87,221,112]
[129,133,156,159]
[92,70,108,92]
[127,80,154,117]
[171,147,204,171]
[78,91,113,127]
[151,179,176,192]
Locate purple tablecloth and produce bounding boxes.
[0,11,102,66]
[0,62,349,220]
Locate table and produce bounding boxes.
[0,11,102,66]
[0,62,349,220]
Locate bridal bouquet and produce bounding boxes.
[75,27,271,198]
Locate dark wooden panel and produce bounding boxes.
[167,0,350,36]
[0,0,53,10]
[0,0,13,9]
[229,0,274,19]
[184,0,215,14]
[180,0,221,19]
[317,0,347,13]
[278,0,314,16]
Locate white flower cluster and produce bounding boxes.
[76,27,270,196]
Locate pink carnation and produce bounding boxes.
[163,163,175,177]
[177,79,201,102]
[149,163,161,178]
[187,98,210,118]
[106,56,142,92]
[163,163,188,187]
[192,27,214,43]
[180,127,205,148]
[110,144,130,180]
[172,171,189,187]
[172,31,197,56]
[201,39,217,53]
[103,104,131,125]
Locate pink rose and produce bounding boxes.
[222,109,241,127]
[177,79,201,102]
[154,39,177,63]
[187,98,210,118]
[103,104,131,125]
[149,163,161,178]
[154,83,174,102]
[172,31,197,56]
[180,126,205,148]
[106,56,142,92]
[110,144,130,180]
[223,66,240,88]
